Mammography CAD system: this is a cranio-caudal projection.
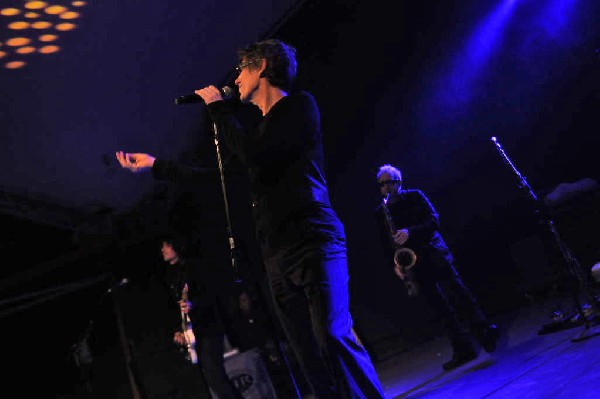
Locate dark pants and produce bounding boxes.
[264,250,385,399]
[417,259,489,353]
[196,333,243,399]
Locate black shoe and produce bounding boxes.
[442,350,477,371]
[479,324,499,353]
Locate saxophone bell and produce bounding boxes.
[382,194,420,296]
[393,247,419,296]
[393,247,417,271]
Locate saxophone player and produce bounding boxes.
[374,164,499,371]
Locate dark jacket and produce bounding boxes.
[207,91,345,255]
[375,189,454,274]
[165,257,231,337]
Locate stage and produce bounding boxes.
[375,293,600,399]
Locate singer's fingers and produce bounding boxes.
[115,151,127,166]
[195,85,222,103]
[125,153,139,166]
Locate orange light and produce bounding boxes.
[39,34,58,42]
[6,37,32,46]
[32,21,52,29]
[39,45,60,54]
[45,5,68,15]
[60,11,80,20]
[25,2,47,10]
[8,21,31,30]
[56,22,76,31]
[17,46,37,54]
[3,1,87,69]
[1,8,22,16]
[6,61,26,69]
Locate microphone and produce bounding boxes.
[174,86,233,105]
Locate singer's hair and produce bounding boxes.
[238,39,297,92]
[377,164,402,182]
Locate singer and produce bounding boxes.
[374,164,500,371]
[116,38,385,398]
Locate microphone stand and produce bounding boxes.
[490,137,600,342]
[211,121,242,283]
[210,118,301,398]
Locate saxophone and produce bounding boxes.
[381,194,419,297]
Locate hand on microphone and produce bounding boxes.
[175,86,232,105]
[195,85,228,105]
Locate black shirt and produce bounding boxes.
[165,258,229,337]
[207,91,345,256]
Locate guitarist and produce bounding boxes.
[161,234,243,399]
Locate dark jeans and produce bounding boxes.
[197,333,243,399]
[264,250,385,399]
[418,262,489,352]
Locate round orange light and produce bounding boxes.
[6,37,32,46]
[8,22,30,30]
[60,11,80,20]
[6,61,27,69]
[17,46,37,54]
[39,34,58,42]
[1,8,21,16]
[32,21,52,29]
[39,45,60,54]
[45,5,67,15]
[56,23,76,31]
[25,1,47,10]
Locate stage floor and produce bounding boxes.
[373,294,600,399]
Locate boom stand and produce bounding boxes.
[490,137,600,342]
[212,121,242,283]
[211,121,302,397]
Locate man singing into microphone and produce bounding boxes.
[116,38,385,398]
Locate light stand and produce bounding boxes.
[490,136,600,342]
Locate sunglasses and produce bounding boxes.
[235,60,258,73]
[378,179,401,187]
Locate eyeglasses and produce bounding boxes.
[235,60,257,73]
[378,179,401,187]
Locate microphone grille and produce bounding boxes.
[221,86,233,99]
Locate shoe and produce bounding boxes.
[479,324,499,353]
[442,349,477,371]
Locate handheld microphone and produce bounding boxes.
[174,86,233,105]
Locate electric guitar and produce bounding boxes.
[180,283,198,364]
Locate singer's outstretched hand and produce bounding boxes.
[194,85,224,105]
[115,151,155,173]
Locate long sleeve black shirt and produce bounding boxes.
[206,91,345,256]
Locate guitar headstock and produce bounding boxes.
[181,283,189,301]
